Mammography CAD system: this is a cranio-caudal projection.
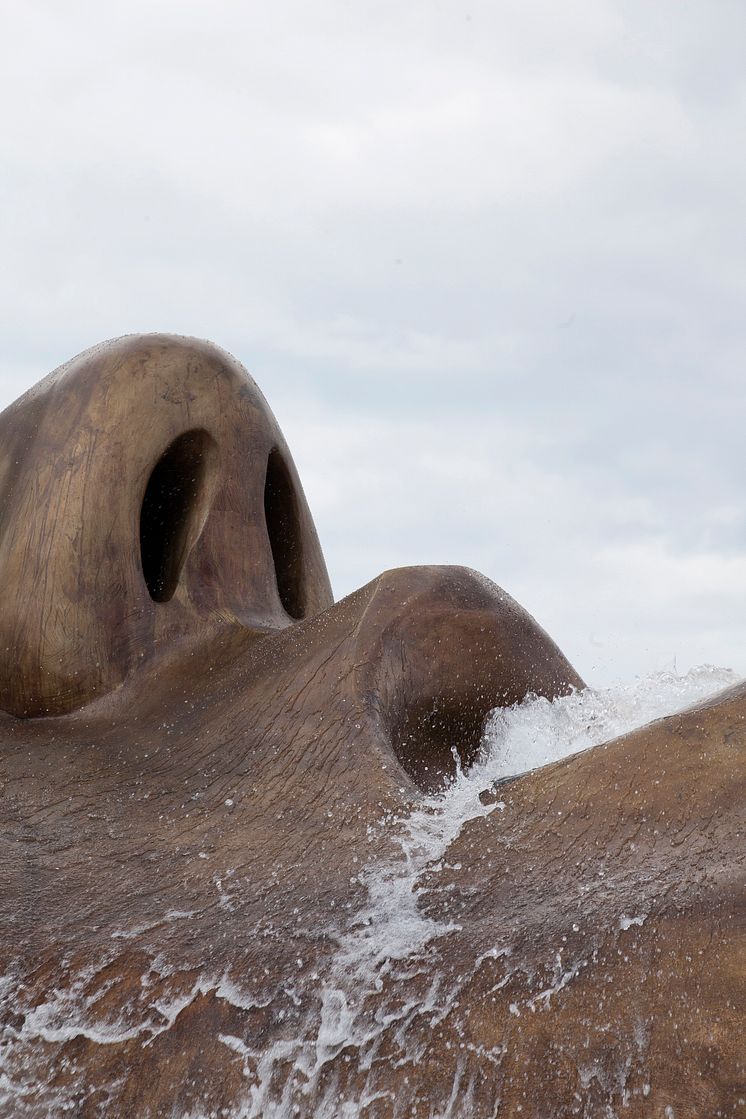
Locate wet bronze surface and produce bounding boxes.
[0,336,742,1118]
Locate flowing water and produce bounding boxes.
[341,663,739,980]
[236,664,740,1117]
[0,664,739,1117]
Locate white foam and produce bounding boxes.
[619,913,647,931]
[342,665,738,983]
[481,664,739,782]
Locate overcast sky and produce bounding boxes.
[1,0,745,685]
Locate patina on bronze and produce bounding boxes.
[0,336,742,1118]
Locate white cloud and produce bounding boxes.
[0,0,744,686]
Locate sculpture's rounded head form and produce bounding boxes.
[0,335,333,716]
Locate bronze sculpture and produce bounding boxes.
[0,336,742,1117]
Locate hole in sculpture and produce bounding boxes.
[264,448,306,619]
[392,702,487,794]
[140,429,216,603]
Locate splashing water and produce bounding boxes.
[482,662,739,783]
[292,664,741,1116]
[334,664,739,985]
[1,665,739,1118]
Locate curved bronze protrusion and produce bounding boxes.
[0,335,332,716]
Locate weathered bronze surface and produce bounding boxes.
[0,336,742,1118]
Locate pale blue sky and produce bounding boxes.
[1,0,745,684]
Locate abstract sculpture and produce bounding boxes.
[0,336,742,1117]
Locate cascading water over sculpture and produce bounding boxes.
[0,335,742,1118]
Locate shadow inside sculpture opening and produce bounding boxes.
[392,699,488,794]
[264,447,306,620]
[140,429,218,603]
